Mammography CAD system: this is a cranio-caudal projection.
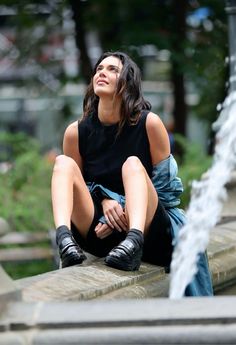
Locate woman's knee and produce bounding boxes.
[53,155,79,175]
[122,156,144,177]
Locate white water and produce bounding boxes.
[169,90,236,299]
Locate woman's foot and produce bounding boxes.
[104,229,143,271]
[59,235,87,268]
[56,225,87,268]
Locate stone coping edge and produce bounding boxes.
[15,223,236,301]
[2,298,236,343]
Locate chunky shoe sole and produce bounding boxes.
[59,236,87,268]
[104,239,142,271]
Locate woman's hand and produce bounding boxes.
[95,222,113,239]
[101,199,128,232]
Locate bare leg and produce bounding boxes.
[51,155,94,238]
[122,156,158,235]
[51,155,96,268]
[105,156,158,271]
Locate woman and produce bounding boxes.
[51,51,213,295]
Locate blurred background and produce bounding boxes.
[0,0,228,278]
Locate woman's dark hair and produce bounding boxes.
[82,51,151,131]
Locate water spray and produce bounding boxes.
[169,0,236,299]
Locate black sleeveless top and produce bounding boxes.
[78,111,153,195]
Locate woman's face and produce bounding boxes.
[93,56,123,98]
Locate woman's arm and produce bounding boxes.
[63,120,83,171]
[146,112,171,165]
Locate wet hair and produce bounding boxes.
[82,51,151,131]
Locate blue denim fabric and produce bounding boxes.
[87,182,125,225]
[152,154,213,296]
[151,154,186,240]
[151,154,184,208]
[184,252,213,296]
[87,154,213,296]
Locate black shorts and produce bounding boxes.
[71,200,173,267]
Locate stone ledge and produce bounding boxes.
[225,171,236,187]
[15,220,236,302]
[3,297,236,330]
[221,172,236,217]
[0,267,21,313]
[2,297,236,344]
[17,259,168,302]
[208,221,236,291]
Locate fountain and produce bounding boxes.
[2,3,236,344]
[169,0,236,299]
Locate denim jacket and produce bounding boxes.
[87,154,213,297]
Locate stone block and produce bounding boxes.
[16,259,167,302]
[0,266,21,311]
[2,298,236,344]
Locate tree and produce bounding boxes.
[1,0,228,142]
[170,0,188,135]
[69,0,227,140]
[68,0,93,84]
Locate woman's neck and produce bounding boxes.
[98,99,121,125]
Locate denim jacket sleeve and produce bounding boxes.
[86,182,125,224]
[151,154,186,239]
[151,154,184,208]
[152,155,213,296]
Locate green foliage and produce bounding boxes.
[0,131,39,161]
[175,135,213,209]
[85,0,227,130]
[2,260,54,280]
[187,6,228,126]
[0,132,54,232]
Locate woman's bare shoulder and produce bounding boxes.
[146,111,170,164]
[146,111,163,127]
[64,120,79,141]
[145,111,168,137]
[65,120,78,133]
[63,120,79,154]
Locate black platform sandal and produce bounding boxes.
[59,235,87,268]
[104,238,143,271]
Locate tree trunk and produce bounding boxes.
[171,0,187,136]
[69,0,93,84]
